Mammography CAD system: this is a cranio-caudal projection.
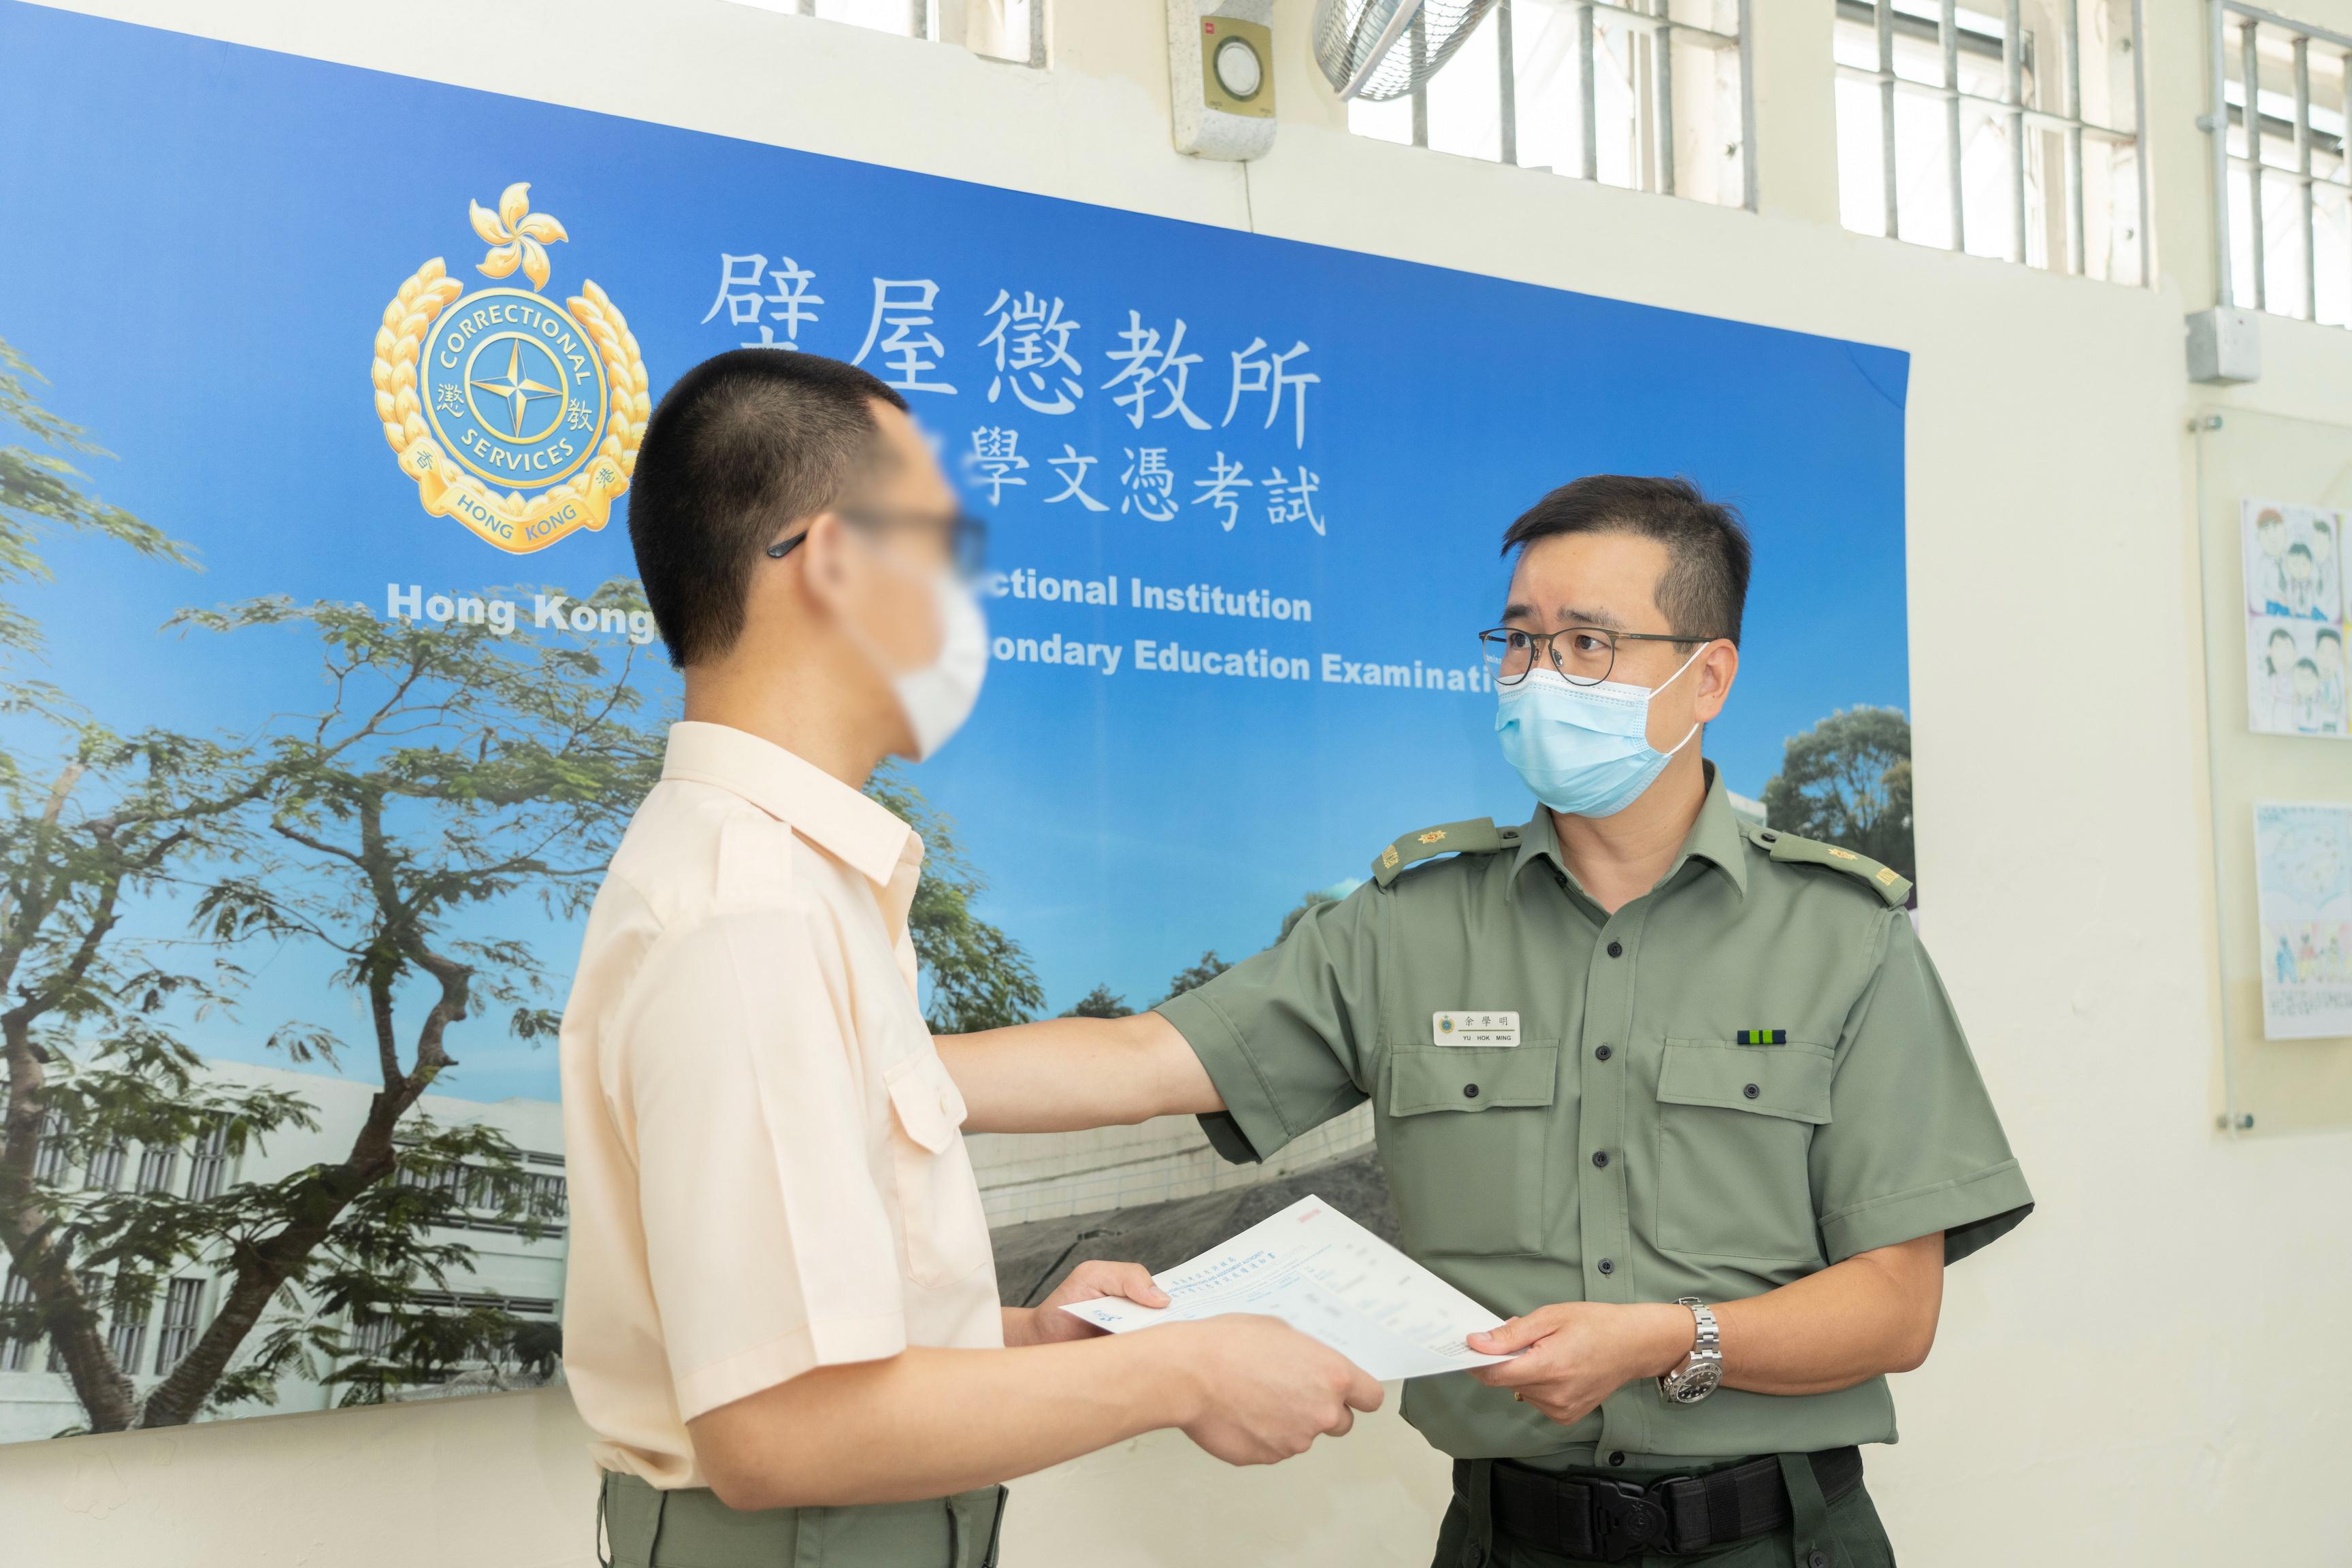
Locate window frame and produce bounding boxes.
[1835,0,2152,284]
[1356,0,1758,212]
[2205,0,2352,327]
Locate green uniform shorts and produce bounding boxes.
[599,1471,1007,1568]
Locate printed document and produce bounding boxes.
[1058,1194,1516,1381]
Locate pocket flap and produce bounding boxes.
[1656,1040,1833,1124]
[885,1052,967,1154]
[1386,1045,1558,1115]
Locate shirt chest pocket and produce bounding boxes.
[883,1052,996,1288]
[1652,1039,1833,1264]
[1378,1045,1559,1259]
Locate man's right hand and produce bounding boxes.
[1162,1315,1384,1465]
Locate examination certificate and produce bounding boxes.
[1058,1194,1516,1381]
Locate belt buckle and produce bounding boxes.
[1588,1478,1672,1563]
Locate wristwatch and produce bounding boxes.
[1657,1297,1722,1405]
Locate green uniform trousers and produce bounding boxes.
[599,1471,1007,1568]
[1433,1453,1895,1568]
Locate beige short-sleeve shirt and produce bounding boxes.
[559,721,1002,1487]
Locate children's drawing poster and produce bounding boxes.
[2242,500,2348,738]
[2253,802,2352,1041]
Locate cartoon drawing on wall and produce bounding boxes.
[2243,500,2351,739]
[0,5,1914,1442]
[2247,617,2350,738]
[2242,501,2342,623]
[2253,802,2352,1041]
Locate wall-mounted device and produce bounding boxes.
[1169,0,1276,161]
[2185,306,2261,385]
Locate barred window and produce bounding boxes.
[2208,3,2352,327]
[721,1,1042,67]
[186,1120,229,1201]
[153,1277,205,1376]
[103,1276,152,1374]
[44,1271,99,1374]
[31,1111,69,1184]
[84,1141,125,1190]
[1350,1,1754,211]
[350,1311,400,1358]
[397,1154,568,1235]
[527,1171,568,1219]
[1835,0,2149,284]
[1,1267,35,1372]
[135,1143,179,1195]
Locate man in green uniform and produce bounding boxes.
[943,474,2032,1567]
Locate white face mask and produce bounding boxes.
[889,569,989,761]
[841,544,990,762]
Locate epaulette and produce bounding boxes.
[1737,819,1912,907]
[1371,817,1518,887]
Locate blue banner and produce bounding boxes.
[0,3,1906,1435]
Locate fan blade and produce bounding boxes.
[1339,0,1426,101]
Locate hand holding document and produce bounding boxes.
[1060,1195,1518,1382]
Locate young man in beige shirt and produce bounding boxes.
[558,350,1381,1567]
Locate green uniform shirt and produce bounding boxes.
[1156,770,2033,1469]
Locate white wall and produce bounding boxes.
[4,1,2349,1563]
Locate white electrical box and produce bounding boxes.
[1169,0,1277,161]
[2186,307,2261,385]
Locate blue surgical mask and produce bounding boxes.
[1494,644,1705,817]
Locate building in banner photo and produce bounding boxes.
[0,1063,566,1446]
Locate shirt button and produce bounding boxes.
[1744,1083,1761,1100]
[1463,1083,1480,1099]
[1590,1150,1609,1169]
[1808,1555,1828,1568]
[1594,1045,1612,1062]
[1606,941,1623,958]
[1607,1451,1627,1467]
[1597,1257,1614,1275]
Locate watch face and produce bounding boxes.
[1670,1363,1722,1403]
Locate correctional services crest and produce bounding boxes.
[371,182,649,553]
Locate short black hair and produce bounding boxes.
[1500,474,1753,646]
[627,349,908,668]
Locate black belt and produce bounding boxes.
[1459,1446,1864,1563]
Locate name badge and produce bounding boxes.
[1433,1011,1519,1047]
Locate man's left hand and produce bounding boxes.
[1007,1260,1172,1348]
[1467,1302,1693,1426]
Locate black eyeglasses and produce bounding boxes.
[767,507,988,581]
[1479,625,1706,688]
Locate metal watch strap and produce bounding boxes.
[1657,1296,1721,1404]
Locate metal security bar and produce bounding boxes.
[1382,0,1753,211]
[766,1,1044,66]
[1834,0,2149,284]
[2205,1,2352,325]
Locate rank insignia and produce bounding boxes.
[1418,830,1448,845]
[372,182,649,554]
[1827,847,1859,860]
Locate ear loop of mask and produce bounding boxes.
[1649,640,1710,759]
